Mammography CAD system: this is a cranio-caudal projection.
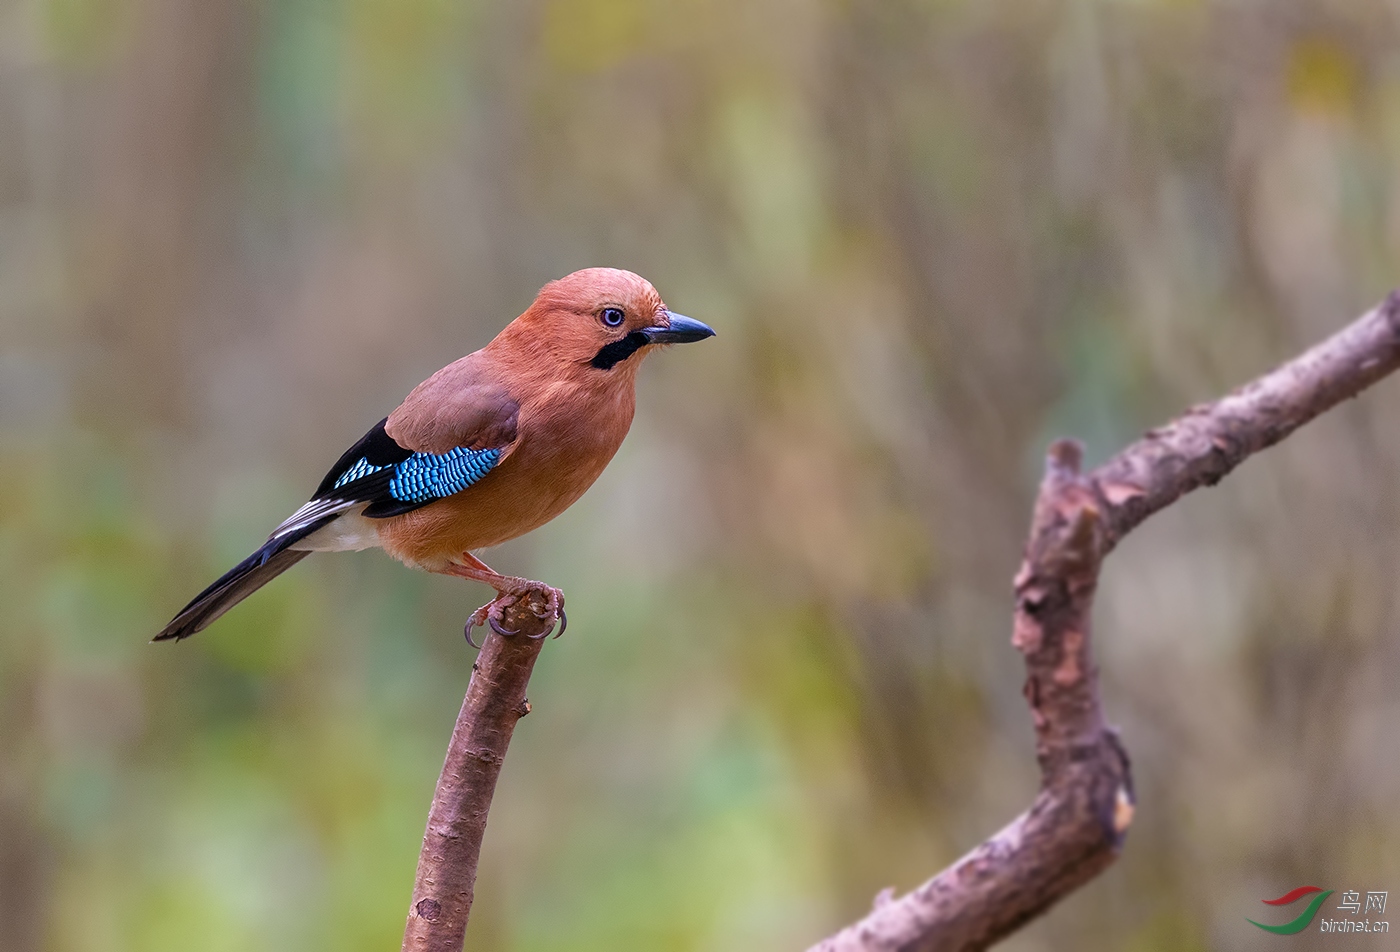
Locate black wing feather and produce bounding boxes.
[155,419,416,642]
[156,412,508,642]
[153,512,339,642]
[312,418,413,498]
[305,417,445,520]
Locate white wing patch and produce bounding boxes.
[270,498,364,541]
[288,506,381,552]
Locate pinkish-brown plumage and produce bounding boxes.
[377,269,661,568]
[155,267,713,642]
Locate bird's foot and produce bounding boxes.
[462,578,566,648]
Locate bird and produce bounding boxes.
[155,267,714,645]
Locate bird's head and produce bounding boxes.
[500,268,714,378]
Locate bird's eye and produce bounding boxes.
[600,307,625,328]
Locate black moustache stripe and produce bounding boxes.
[591,332,649,370]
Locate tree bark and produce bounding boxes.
[401,591,558,952]
[807,291,1400,952]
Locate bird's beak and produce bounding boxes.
[641,311,715,345]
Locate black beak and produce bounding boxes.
[641,311,715,345]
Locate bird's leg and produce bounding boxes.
[443,552,566,647]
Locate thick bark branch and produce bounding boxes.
[401,593,557,952]
[808,291,1400,952]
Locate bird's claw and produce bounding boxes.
[464,600,495,648]
[464,584,565,646]
[488,611,521,637]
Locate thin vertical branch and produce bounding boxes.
[401,592,557,952]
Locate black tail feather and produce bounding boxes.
[154,516,334,642]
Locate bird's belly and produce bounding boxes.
[373,438,618,571]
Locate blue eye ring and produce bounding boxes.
[600,307,625,328]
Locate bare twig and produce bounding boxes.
[401,591,558,952]
[808,291,1400,952]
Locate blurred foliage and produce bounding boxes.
[3,0,1400,949]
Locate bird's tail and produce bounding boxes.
[154,516,334,643]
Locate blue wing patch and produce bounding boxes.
[331,446,502,505]
[388,446,502,503]
[333,457,390,489]
[312,418,507,520]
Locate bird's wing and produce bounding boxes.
[272,364,520,531]
[384,354,521,455]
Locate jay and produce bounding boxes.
[156,268,714,644]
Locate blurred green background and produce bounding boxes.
[2,0,1400,949]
